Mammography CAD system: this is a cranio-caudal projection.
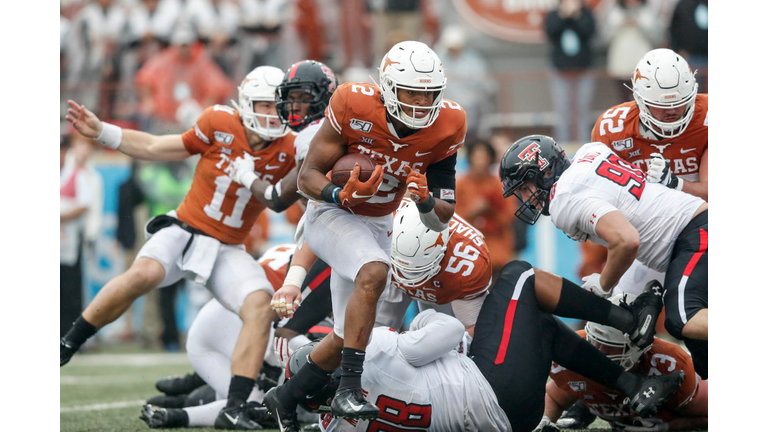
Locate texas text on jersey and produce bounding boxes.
[390,213,492,305]
[325,82,466,217]
[550,330,699,425]
[179,105,296,244]
[591,94,707,181]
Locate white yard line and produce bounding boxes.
[66,352,189,367]
[60,399,145,413]
[60,375,157,385]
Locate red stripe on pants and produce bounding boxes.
[494,299,519,364]
[308,267,331,291]
[683,229,708,277]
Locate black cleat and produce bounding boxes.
[140,404,189,428]
[627,370,685,418]
[256,363,283,393]
[60,338,77,367]
[623,281,663,349]
[146,394,186,409]
[214,402,265,430]
[330,388,379,420]
[555,399,596,429]
[156,372,206,396]
[263,388,301,432]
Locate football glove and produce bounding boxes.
[403,165,429,204]
[338,164,383,207]
[646,153,683,191]
[228,154,259,189]
[533,416,561,432]
[581,273,612,298]
[274,337,294,369]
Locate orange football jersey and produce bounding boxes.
[591,94,708,181]
[391,213,492,304]
[325,82,467,217]
[178,105,296,245]
[257,244,296,290]
[549,331,699,424]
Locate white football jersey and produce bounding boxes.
[320,310,510,432]
[294,118,324,163]
[548,142,705,272]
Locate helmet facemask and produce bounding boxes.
[234,66,289,141]
[380,79,446,129]
[276,82,329,132]
[585,294,651,371]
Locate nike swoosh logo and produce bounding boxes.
[387,231,392,237]
[224,412,239,424]
[680,148,696,154]
[351,191,374,199]
[348,401,364,411]
[415,151,431,157]
[265,164,280,170]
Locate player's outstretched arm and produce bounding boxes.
[66,100,190,161]
[682,148,707,202]
[297,120,347,199]
[270,244,318,318]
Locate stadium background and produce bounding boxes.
[56,0,715,430]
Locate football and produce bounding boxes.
[331,153,377,187]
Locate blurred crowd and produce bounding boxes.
[60,0,707,349]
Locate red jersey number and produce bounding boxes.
[366,395,432,431]
[595,154,646,200]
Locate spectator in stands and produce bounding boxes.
[669,0,708,92]
[600,0,663,102]
[435,25,496,143]
[134,23,233,132]
[368,0,439,65]
[185,0,241,76]
[239,0,288,75]
[544,0,596,144]
[121,0,182,81]
[455,141,517,280]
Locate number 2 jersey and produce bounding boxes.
[548,142,704,272]
[178,105,296,245]
[591,95,708,182]
[325,82,467,217]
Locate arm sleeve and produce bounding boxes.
[425,152,457,203]
[181,107,215,155]
[550,193,617,239]
[397,309,465,367]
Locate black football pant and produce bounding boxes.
[281,260,333,335]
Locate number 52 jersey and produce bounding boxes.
[548,142,705,272]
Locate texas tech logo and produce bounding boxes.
[518,143,550,170]
[350,118,373,133]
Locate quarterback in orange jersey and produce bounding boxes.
[390,200,491,332]
[264,40,467,429]
[544,296,708,431]
[63,66,297,428]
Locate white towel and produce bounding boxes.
[181,233,220,286]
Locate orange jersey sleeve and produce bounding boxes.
[591,95,708,181]
[391,213,491,304]
[176,105,296,245]
[258,244,297,290]
[549,331,700,423]
[324,82,466,217]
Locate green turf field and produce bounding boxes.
[61,351,701,431]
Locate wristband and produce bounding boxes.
[415,194,436,213]
[320,183,342,204]
[95,122,122,150]
[284,265,308,288]
[240,171,258,190]
[674,178,684,192]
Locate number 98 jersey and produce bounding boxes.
[548,142,704,272]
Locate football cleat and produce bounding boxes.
[60,338,76,367]
[214,402,265,430]
[555,399,596,429]
[263,388,301,432]
[330,388,379,420]
[156,372,206,396]
[139,404,189,429]
[627,370,685,418]
[256,362,283,393]
[146,394,186,409]
[623,281,663,349]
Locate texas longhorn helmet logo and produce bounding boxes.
[633,68,650,83]
[382,55,401,72]
[424,234,446,252]
[518,143,550,170]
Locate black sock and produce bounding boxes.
[553,278,633,332]
[276,355,331,408]
[614,372,642,396]
[552,317,625,389]
[226,375,255,408]
[62,315,98,349]
[338,347,365,391]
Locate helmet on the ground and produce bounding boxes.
[585,294,651,371]
[276,60,337,132]
[631,48,698,139]
[499,135,570,225]
[235,66,289,141]
[390,200,450,288]
[379,41,446,129]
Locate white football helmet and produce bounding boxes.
[585,293,651,371]
[234,66,289,141]
[631,48,698,139]
[379,41,447,129]
[390,200,450,287]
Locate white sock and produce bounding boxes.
[184,399,227,427]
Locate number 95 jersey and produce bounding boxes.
[178,105,296,245]
[325,82,467,217]
[548,142,704,272]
